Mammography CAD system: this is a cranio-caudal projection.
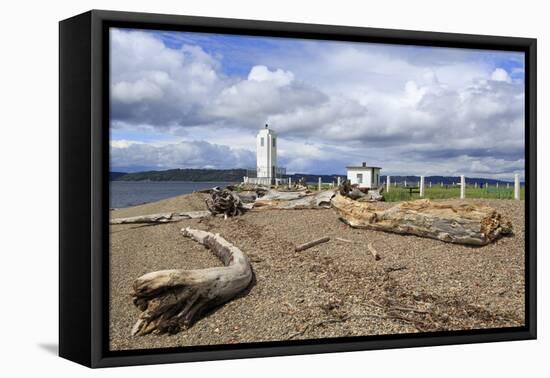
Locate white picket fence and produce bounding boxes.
[384,174,522,200]
[288,174,522,201]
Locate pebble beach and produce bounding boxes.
[109,192,525,351]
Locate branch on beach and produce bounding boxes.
[295,237,331,252]
[110,211,212,225]
[367,242,381,260]
[331,194,512,246]
[131,227,253,336]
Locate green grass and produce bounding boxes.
[383,186,525,202]
[306,183,336,191]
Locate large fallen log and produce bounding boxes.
[131,227,253,336]
[331,194,512,245]
[237,191,258,203]
[258,189,309,201]
[254,190,336,210]
[110,211,211,225]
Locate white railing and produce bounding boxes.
[384,174,522,200]
[245,166,286,179]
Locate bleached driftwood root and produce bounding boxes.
[206,188,246,218]
[331,194,512,246]
[110,211,212,225]
[254,190,336,210]
[131,227,253,336]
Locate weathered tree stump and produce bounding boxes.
[131,227,253,336]
[206,188,245,218]
[331,194,512,245]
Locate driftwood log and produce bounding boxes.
[363,186,385,202]
[237,191,258,203]
[257,189,308,201]
[131,227,253,336]
[338,179,384,202]
[254,190,335,210]
[206,188,245,218]
[332,194,512,245]
[110,211,212,225]
[339,179,352,196]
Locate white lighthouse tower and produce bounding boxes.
[256,124,277,185]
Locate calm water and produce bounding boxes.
[110,181,234,208]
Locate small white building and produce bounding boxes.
[346,162,381,189]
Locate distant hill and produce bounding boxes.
[111,170,348,183]
[112,168,247,182]
[110,171,128,181]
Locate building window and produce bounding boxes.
[357,173,363,184]
[272,137,276,147]
[261,137,264,147]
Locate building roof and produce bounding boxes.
[346,166,382,170]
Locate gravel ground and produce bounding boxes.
[109,193,525,351]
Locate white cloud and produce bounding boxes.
[248,65,294,86]
[110,29,226,127]
[112,77,165,103]
[491,68,512,83]
[111,139,255,171]
[110,139,144,148]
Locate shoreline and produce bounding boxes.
[110,180,235,209]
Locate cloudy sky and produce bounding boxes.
[110,28,525,179]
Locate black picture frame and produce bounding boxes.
[59,9,537,368]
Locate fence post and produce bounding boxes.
[429,181,432,188]
[404,180,407,187]
[514,174,520,200]
[507,182,510,189]
[288,177,292,188]
[496,182,499,189]
[419,176,425,197]
[386,175,391,192]
[318,177,322,191]
[337,176,341,187]
[460,175,465,199]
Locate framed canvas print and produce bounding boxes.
[59,10,537,368]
